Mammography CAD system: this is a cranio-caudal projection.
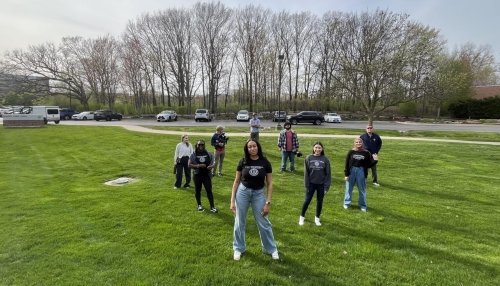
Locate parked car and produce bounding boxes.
[156,110,178,122]
[324,112,342,123]
[94,110,122,121]
[59,108,77,120]
[273,111,287,122]
[286,111,324,125]
[194,108,213,122]
[72,111,94,120]
[236,110,250,121]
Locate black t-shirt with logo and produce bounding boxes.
[237,157,272,189]
[189,151,213,176]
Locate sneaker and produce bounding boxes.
[314,216,322,226]
[197,205,204,212]
[373,182,380,187]
[234,250,242,261]
[343,205,349,209]
[361,208,367,212]
[298,216,305,226]
[210,207,218,213]
[184,184,191,188]
[173,186,178,189]
[271,251,279,260]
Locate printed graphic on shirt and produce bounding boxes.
[353,154,366,161]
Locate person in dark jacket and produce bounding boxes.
[360,125,382,187]
[189,140,218,213]
[210,125,227,177]
[343,137,378,212]
[299,142,331,226]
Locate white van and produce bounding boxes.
[22,106,61,124]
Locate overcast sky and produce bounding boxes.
[2,0,500,59]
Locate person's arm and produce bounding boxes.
[262,172,273,216]
[230,171,242,214]
[376,134,382,153]
[324,157,332,191]
[304,156,310,188]
[173,144,180,164]
[344,151,351,180]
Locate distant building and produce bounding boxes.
[472,85,500,100]
[0,73,50,97]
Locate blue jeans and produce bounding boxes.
[343,166,367,209]
[233,183,277,254]
[280,151,296,171]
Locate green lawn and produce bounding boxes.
[1,126,499,285]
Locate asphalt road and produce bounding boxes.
[52,118,500,133]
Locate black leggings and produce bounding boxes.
[301,183,325,217]
[194,174,214,208]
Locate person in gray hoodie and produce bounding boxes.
[299,141,331,226]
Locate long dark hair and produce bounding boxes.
[242,139,265,165]
[311,141,325,156]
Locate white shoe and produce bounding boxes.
[373,182,380,187]
[234,250,241,261]
[343,205,349,209]
[361,208,367,212]
[271,251,279,260]
[298,216,305,226]
[314,216,322,226]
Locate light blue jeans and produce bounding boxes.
[343,166,367,209]
[233,183,277,254]
[280,151,296,171]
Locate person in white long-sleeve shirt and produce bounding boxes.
[174,134,194,189]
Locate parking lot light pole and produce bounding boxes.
[277,54,284,130]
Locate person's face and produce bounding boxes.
[247,141,258,156]
[366,126,373,133]
[183,136,189,143]
[285,124,291,130]
[313,144,323,155]
[197,143,205,151]
[354,138,363,148]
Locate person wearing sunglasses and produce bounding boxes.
[360,125,382,187]
[189,140,218,213]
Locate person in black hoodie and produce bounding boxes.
[343,137,378,212]
[189,140,218,213]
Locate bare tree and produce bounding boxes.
[334,10,443,124]
[454,43,498,86]
[234,5,271,112]
[193,2,232,113]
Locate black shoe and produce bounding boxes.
[210,207,218,213]
[197,205,204,212]
[183,184,191,188]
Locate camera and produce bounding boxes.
[219,133,229,144]
[294,151,303,157]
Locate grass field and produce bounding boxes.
[1,125,499,285]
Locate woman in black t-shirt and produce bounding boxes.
[343,137,378,212]
[230,139,279,261]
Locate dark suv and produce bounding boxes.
[94,110,122,121]
[287,111,324,125]
[59,108,77,120]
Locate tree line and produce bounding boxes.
[1,2,498,123]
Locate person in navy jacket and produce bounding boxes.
[360,125,382,187]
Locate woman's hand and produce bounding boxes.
[261,204,270,217]
[230,201,236,214]
[344,176,349,181]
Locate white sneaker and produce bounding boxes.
[373,182,380,187]
[298,216,305,226]
[314,216,322,226]
[343,205,349,209]
[233,250,241,261]
[271,251,279,260]
[361,208,367,212]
